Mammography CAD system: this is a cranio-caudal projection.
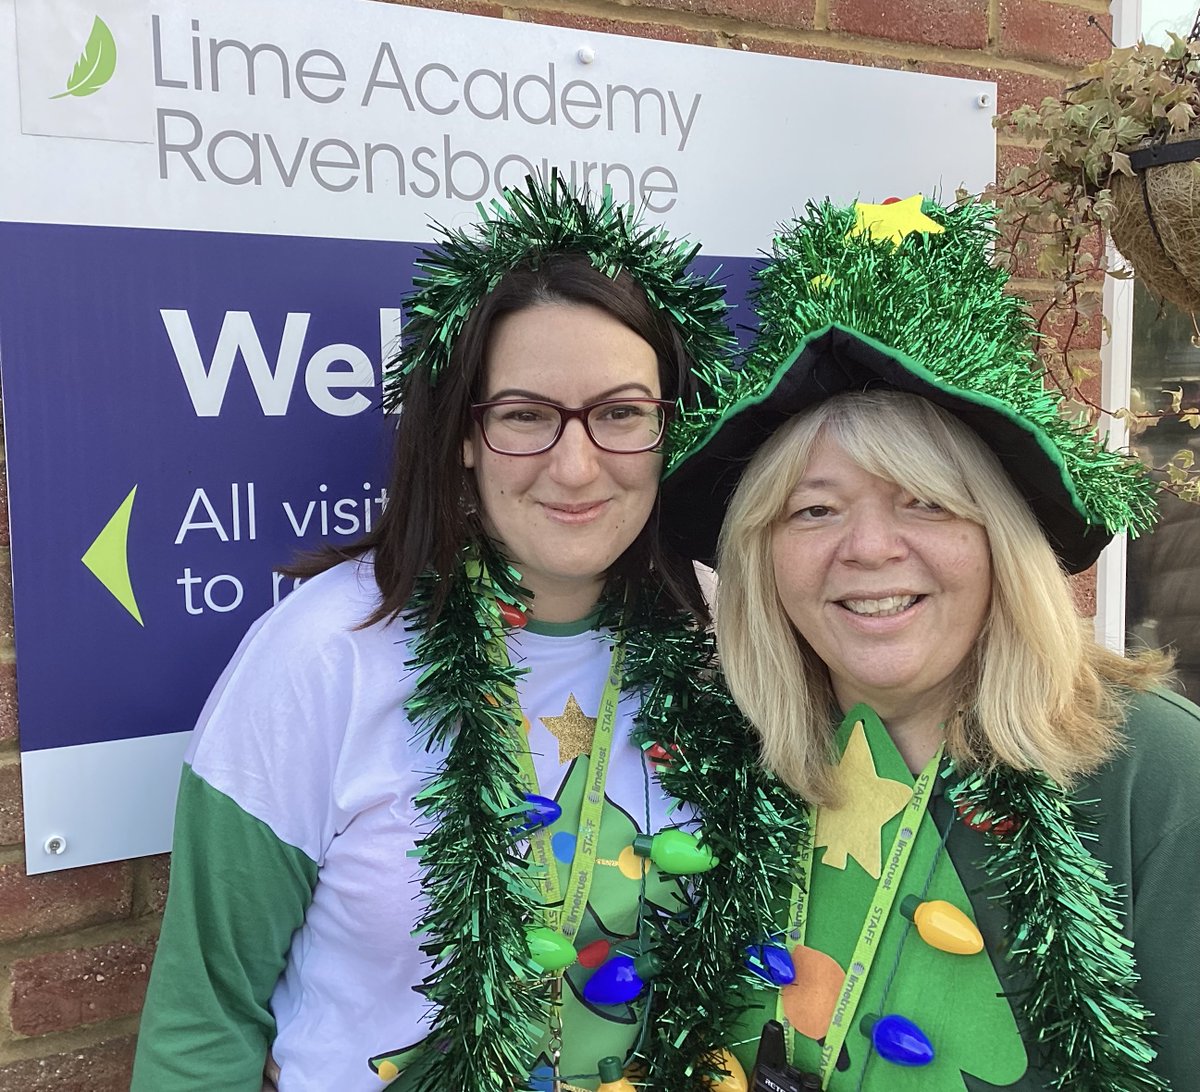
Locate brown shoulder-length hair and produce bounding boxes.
[287,252,708,625]
[716,391,1170,806]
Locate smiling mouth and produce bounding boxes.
[838,594,922,617]
[542,501,607,523]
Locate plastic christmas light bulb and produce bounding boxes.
[583,951,662,1005]
[596,1056,637,1091]
[860,1013,935,1067]
[900,895,983,954]
[631,829,717,874]
[742,943,796,986]
[497,600,528,628]
[645,741,682,765]
[525,926,577,972]
[705,1048,748,1090]
[517,793,562,832]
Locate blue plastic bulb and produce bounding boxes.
[516,793,562,832]
[583,952,661,1005]
[862,1013,935,1067]
[743,943,796,986]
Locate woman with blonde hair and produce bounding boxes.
[663,197,1199,1091]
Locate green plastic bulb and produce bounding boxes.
[632,830,718,875]
[526,926,577,972]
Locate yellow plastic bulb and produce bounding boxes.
[596,1055,638,1091]
[596,1076,638,1092]
[903,896,983,955]
[706,1048,748,1091]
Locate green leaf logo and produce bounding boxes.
[50,15,117,100]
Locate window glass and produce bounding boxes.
[1141,0,1196,40]
[1126,283,1200,699]
[1124,3,1200,699]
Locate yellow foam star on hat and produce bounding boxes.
[848,194,945,246]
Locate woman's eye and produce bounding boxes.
[911,498,945,513]
[597,403,648,422]
[792,504,832,519]
[500,407,552,424]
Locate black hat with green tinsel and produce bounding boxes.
[662,195,1157,574]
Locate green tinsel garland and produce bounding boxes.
[399,545,804,1091]
[401,542,548,1089]
[385,171,737,431]
[606,590,808,1090]
[946,763,1167,1091]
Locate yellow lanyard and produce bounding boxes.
[778,744,944,1089]
[490,630,624,940]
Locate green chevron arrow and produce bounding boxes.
[81,485,143,625]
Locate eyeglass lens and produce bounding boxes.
[479,400,666,454]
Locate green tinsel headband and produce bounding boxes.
[383,172,737,427]
[663,196,1158,573]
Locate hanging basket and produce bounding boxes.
[1109,125,1200,313]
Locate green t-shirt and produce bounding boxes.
[730,688,1200,1091]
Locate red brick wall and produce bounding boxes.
[0,0,1111,1086]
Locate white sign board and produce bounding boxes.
[0,0,995,872]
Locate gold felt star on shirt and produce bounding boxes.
[814,720,913,878]
[540,694,596,764]
[848,194,945,247]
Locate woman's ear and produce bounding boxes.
[462,435,476,469]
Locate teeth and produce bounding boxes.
[841,595,918,617]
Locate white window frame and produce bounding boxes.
[1095,0,1142,650]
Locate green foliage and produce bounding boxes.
[992,34,1200,506]
[1001,37,1199,202]
[994,34,1200,299]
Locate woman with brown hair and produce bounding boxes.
[132,178,798,1092]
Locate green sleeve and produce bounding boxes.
[1132,815,1200,1089]
[1123,690,1200,1090]
[131,766,319,1091]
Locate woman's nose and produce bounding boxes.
[838,510,908,565]
[548,418,601,484]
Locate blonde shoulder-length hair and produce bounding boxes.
[716,390,1169,806]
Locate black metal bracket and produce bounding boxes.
[1129,139,1200,172]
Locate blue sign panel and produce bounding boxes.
[0,220,751,753]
